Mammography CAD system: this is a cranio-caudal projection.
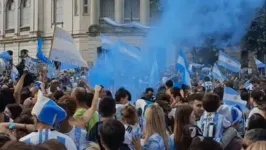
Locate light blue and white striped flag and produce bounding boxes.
[217,51,241,73]
[254,57,266,68]
[223,87,247,111]
[244,80,253,91]
[176,50,191,87]
[212,63,227,82]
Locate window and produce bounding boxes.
[100,0,114,19]
[124,0,140,22]
[53,0,64,24]
[20,0,31,28]
[5,0,15,30]
[83,0,88,15]
[74,0,79,16]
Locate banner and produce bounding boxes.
[50,27,87,68]
[24,57,38,74]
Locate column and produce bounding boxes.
[14,0,19,34]
[115,0,124,23]
[140,0,150,25]
[90,0,98,25]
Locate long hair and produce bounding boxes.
[145,104,169,150]
[174,104,193,150]
[121,104,138,125]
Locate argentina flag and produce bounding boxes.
[244,80,253,91]
[176,50,191,87]
[223,87,247,111]
[254,57,266,68]
[217,51,241,73]
[212,63,227,82]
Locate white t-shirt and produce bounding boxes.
[65,126,90,150]
[20,129,77,150]
[124,124,142,150]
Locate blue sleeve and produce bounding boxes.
[143,141,161,150]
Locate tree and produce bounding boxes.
[243,8,266,59]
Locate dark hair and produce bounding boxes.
[241,91,250,101]
[40,139,67,150]
[0,88,16,112]
[57,96,77,117]
[187,93,204,104]
[50,80,61,93]
[213,87,224,101]
[145,88,154,93]
[115,88,129,102]
[32,145,51,150]
[248,113,266,130]
[6,104,22,120]
[74,88,88,103]
[1,141,32,150]
[15,115,34,140]
[86,92,94,107]
[100,119,125,150]
[126,90,131,101]
[54,90,64,101]
[174,104,194,148]
[156,94,171,103]
[202,93,221,112]
[99,97,116,118]
[166,80,174,88]
[251,90,265,106]
[105,90,113,98]
[170,87,182,98]
[189,137,222,150]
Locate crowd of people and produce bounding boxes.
[0,66,266,150]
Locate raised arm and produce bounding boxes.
[13,73,26,104]
[73,85,101,127]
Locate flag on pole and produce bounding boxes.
[176,50,191,87]
[37,38,51,64]
[254,57,266,68]
[223,87,247,111]
[217,51,241,73]
[50,27,87,67]
[244,80,253,91]
[212,63,227,82]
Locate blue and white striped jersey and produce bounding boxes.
[19,129,77,150]
[64,126,90,150]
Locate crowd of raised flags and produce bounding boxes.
[0,28,266,150]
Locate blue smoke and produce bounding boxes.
[88,0,264,101]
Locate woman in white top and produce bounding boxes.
[121,104,141,150]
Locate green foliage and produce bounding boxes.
[243,8,266,53]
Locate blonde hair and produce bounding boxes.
[86,142,100,150]
[144,104,169,150]
[247,141,266,150]
[121,103,138,125]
